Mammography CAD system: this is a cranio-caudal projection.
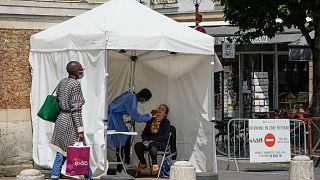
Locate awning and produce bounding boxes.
[288,31,314,61]
[203,26,303,45]
[288,47,312,61]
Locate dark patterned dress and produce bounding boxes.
[50,76,85,156]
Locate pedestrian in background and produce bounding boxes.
[50,61,92,180]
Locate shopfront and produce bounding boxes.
[213,37,310,120]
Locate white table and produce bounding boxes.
[105,129,138,174]
[106,130,138,136]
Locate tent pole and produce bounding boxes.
[129,55,137,92]
[103,47,109,175]
[211,55,218,173]
[128,55,137,160]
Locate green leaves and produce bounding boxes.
[278,5,290,16]
[217,0,319,44]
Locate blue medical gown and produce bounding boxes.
[107,91,152,148]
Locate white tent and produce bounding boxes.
[29,0,222,176]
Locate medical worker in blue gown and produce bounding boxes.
[107,88,156,173]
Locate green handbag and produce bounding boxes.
[37,84,60,123]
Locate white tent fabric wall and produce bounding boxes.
[29,50,106,174]
[108,50,214,171]
[29,0,221,175]
[30,50,213,174]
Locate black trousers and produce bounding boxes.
[134,141,166,165]
[116,136,131,172]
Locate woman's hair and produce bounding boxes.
[159,104,169,119]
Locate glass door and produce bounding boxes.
[239,54,275,118]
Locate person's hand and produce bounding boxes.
[78,132,84,142]
[143,140,149,145]
[151,109,157,116]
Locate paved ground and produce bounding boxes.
[1,155,320,180]
[216,155,320,180]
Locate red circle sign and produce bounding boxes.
[264,133,276,147]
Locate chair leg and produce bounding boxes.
[114,148,127,174]
[157,155,165,178]
[157,150,171,178]
[148,153,153,176]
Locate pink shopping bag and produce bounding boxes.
[66,142,90,176]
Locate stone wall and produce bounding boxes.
[0,28,40,166]
[0,29,40,109]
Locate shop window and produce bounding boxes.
[278,55,309,113]
[214,55,240,120]
[240,54,274,118]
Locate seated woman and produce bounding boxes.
[134,104,171,173]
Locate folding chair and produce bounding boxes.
[147,125,176,178]
[146,132,171,177]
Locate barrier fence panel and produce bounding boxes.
[224,118,306,171]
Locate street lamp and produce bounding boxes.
[192,0,206,34]
[193,0,202,26]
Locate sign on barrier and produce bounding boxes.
[249,119,291,163]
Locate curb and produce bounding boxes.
[311,155,320,168]
[0,163,33,177]
[196,172,219,180]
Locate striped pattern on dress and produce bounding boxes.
[50,77,85,156]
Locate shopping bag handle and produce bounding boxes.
[73,141,84,147]
[51,83,60,96]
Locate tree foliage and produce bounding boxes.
[215,0,319,46]
[214,0,320,115]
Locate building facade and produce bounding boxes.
[0,0,224,170]
[0,0,310,175]
[0,0,100,174]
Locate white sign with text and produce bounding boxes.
[249,119,291,163]
[222,42,235,58]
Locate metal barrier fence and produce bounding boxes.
[225,118,307,171]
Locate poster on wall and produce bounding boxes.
[249,119,291,163]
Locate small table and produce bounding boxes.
[106,130,138,174]
[107,130,138,136]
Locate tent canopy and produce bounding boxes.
[30,0,214,55]
[29,0,220,174]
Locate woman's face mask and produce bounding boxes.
[76,67,84,79]
[139,97,149,104]
[78,71,84,79]
[140,99,146,104]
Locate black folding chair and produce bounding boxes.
[147,125,176,178]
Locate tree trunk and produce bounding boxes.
[310,17,320,149]
[311,16,320,117]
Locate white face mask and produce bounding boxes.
[140,98,148,104]
[78,71,84,79]
[140,100,146,104]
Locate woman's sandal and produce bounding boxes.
[135,163,147,177]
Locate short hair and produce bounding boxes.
[66,61,81,74]
[137,88,152,100]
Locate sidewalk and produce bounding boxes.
[1,156,319,180]
[216,155,320,180]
